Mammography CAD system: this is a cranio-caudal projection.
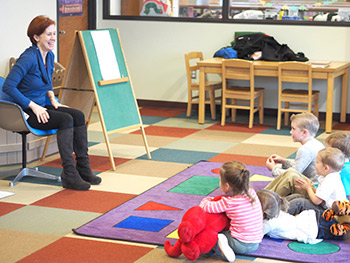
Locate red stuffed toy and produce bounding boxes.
[164,196,230,261]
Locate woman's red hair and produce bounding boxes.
[27,15,55,44]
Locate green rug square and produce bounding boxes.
[168,175,219,196]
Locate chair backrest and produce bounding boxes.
[184,51,203,87]
[0,76,30,132]
[278,62,312,84]
[222,59,255,93]
[0,76,57,136]
[278,62,312,92]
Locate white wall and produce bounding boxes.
[97,1,350,114]
[0,0,57,77]
[0,0,57,165]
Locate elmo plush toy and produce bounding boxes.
[164,196,230,261]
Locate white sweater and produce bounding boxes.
[263,210,322,244]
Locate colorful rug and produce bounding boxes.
[74,161,350,262]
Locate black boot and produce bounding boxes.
[73,125,102,185]
[57,128,91,190]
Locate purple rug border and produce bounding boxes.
[73,161,350,263]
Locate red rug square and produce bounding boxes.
[132,126,200,138]
[140,107,185,117]
[31,190,136,213]
[0,202,25,216]
[42,155,131,172]
[208,153,267,166]
[332,122,350,130]
[18,237,153,263]
[206,123,270,133]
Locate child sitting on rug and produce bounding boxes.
[266,112,324,183]
[282,147,347,215]
[257,189,345,243]
[200,161,263,262]
[325,131,350,196]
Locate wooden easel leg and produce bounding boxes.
[140,126,151,159]
[104,137,116,171]
[41,136,52,161]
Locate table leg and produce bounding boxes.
[325,74,335,133]
[198,67,205,124]
[340,68,349,123]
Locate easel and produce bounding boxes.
[42,29,151,171]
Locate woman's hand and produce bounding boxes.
[29,101,49,124]
[47,91,68,109]
[50,98,68,109]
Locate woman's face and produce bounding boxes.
[35,24,56,53]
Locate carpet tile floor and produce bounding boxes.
[0,106,349,263]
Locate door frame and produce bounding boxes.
[56,0,96,61]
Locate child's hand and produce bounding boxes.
[270,154,285,164]
[266,157,276,171]
[294,178,312,190]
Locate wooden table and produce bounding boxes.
[197,58,350,133]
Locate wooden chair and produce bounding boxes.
[221,59,264,128]
[185,52,221,120]
[277,62,320,130]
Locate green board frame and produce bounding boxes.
[80,29,141,132]
[71,29,151,170]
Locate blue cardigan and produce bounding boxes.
[3,44,54,109]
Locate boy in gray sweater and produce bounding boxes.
[266,112,324,183]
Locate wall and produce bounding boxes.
[97,1,350,114]
[0,0,57,77]
[0,0,57,165]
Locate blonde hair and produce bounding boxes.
[325,132,350,159]
[318,147,345,172]
[220,161,255,204]
[256,189,289,220]
[290,112,319,137]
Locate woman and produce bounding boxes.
[2,15,101,190]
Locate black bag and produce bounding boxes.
[261,36,308,62]
[233,33,268,60]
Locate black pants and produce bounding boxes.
[24,106,85,130]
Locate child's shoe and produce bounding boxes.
[211,233,236,262]
[330,223,350,236]
[331,200,350,216]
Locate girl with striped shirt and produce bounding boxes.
[200,161,263,262]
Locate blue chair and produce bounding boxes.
[0,76,61,186]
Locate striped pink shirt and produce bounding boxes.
[200,189,263,243]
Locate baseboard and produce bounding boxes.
[136,99,345,122]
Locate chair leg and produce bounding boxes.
[231,99,236,122]
[221,98,226,126]
[249,100,254,129]
[10,168,61,187]
[259,93,264,124]
[209,89,216,120]
[9,132,61,187]
[186,96,192,117]
[277,105,282,130]
[313,95,319,119]
[284,102,290,126]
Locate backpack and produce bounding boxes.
[233,33,269,60]
[232,33,308,62]
[261,36,308,62]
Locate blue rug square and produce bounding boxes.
[114,216,173,232]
